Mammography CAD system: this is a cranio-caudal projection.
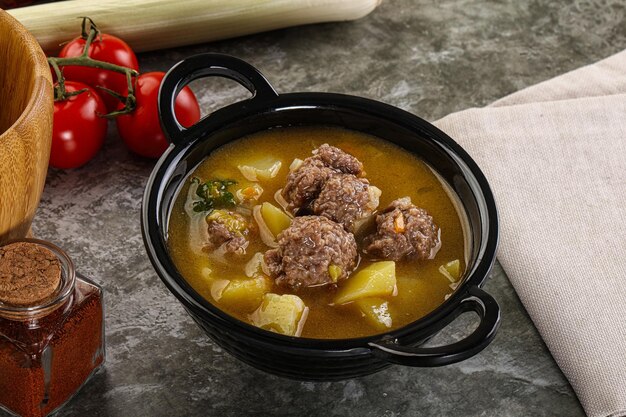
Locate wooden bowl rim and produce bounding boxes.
[0,10,52,141]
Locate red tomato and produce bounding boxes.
[50,82,108,169]
[116,72,201,159]
[59,34,139,112]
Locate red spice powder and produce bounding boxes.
[0,241,105,417]
[0,277,105,417]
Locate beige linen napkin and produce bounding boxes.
[434,51,626,417]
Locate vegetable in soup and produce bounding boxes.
[167,126,467,339]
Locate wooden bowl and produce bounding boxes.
[0,10,53,245]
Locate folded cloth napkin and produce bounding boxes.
[434,50,626,417]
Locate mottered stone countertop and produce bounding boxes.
[6,0,625,416]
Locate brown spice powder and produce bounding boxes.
[0,242,61,306]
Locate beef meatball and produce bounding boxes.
[282,144,364,211]
[205,209,250,255]
[364,197,440,261]
[312,174,381,230]
[264,216,358,290]
[313,143,364,176]
[282,158,335,211]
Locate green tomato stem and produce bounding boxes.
[47,17,138,117]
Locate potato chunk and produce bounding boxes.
[354,297,393,331]
[260,202,292,237]
[211,277,271,312]
[334,261,396,305]
[249,293,309,337]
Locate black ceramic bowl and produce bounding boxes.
[142,53,500,381]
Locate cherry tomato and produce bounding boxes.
[59,33,139,112]
[50,81,108,169]
[116,72,201,159]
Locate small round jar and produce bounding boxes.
[0,239,105,417]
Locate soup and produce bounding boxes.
[167,126,467,339]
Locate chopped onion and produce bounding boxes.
[184,180,201,217]
[353,215,375,235]
[245,252,266,278]
[295,307,310,337]
[238,160,282,182]
[366,185,382,212]
[188,212,210,255]
[428,228,442,260]
[274,189,290,212]
[439,265,455,283]
[289,158,304,172]
[210,279,230,301]
[439,258,462,288]
[200,267,212,280]
[253,205,279,248]
[206,245,229,265]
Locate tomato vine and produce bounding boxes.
[47,17,138,117]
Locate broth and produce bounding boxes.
[167,126,467,339]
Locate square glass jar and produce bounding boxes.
[0,239,105,417]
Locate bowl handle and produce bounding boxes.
[158,53,278,146]
[368,286,500,367]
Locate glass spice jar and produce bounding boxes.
[0,239,105,417]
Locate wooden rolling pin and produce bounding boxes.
[9,0,381,54]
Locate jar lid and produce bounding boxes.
[0,241,62,306]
